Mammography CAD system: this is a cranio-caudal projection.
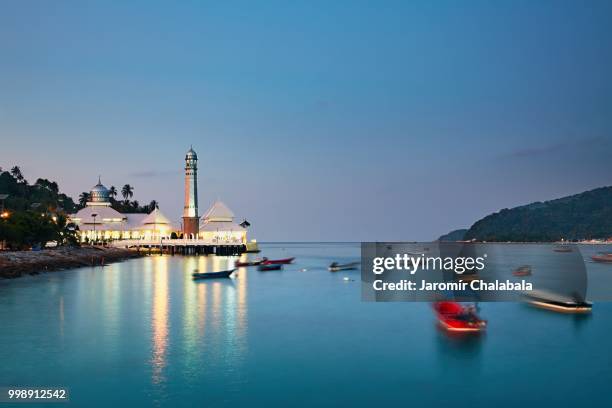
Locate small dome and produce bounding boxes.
[186,146,197,160]
[90,177,110,202]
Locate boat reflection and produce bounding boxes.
[435,326,485,369]
[571,312,593,332]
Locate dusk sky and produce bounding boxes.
[1,0,611,241]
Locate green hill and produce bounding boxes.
[438,229,468,241]
[464,186,612,242]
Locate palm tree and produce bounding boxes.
[79,192,90,207]
[53,214,78,246]
[10,166,24,183]
[121,184,134,203]
[108,186,117,199]
[148,200,158,211]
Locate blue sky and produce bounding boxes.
[1,0,611,240]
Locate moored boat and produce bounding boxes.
[522,289,592,313]
[328,261,360,272]
[591,253,612,263]
[235,257,266,267]
[261,257,295,265]
[258,263,283,271]
[454,272,479,282]
[513,265,532,276]
[433,301,486,333]
[553,244,573,253]
[192,269,235,280]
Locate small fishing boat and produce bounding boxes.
[433,301,486,333]
[328,261,360,272]
[235,257,266,267]
[522,290,592,313]
[553,244,573,253]
[591,253,612,263]
[455,272,479,282]
[261,257,295,265]
[513,265,532,277]
[258,263,283,271]
[192,269,235,280]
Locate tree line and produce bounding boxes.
[77,183,157,213]
[0,166,158,250]
[0,166,79,249]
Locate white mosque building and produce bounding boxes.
[68,178,173,242]
[69,147,249,245]
[199,200,247,244]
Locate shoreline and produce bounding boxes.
[0,246,142,279]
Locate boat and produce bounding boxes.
[522,289,592,313]
[454,271,479,282]
[192,269,235,280]
[553,244,573,253]
[433,301,486,332]
[591,253,612,263]
[513,265,532,276]
[235,257,266,267]
[261,257,295,265]
[328,261,360,272]
[258,263,283,271]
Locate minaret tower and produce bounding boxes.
[182,146,199,237]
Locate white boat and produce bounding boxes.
[522,289,592,313]
[328,261,360,272]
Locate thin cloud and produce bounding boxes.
[128,169,181,178]
[503,136,607,158]
[507,143,567,158]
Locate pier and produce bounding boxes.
[111,239,246,256]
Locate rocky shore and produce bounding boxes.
[0,246,142,279]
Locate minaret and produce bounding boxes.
[182,146,199,237]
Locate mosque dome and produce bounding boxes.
[90,177,110,203]
[186,146,197,160]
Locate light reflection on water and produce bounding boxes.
[151,256,169,385]
[0,243,611,407]
[147,255,249,392]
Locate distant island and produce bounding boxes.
[438,229,469,242]
[440,186,612,242]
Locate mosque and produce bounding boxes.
[69,147,248,244]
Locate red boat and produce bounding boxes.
[513,265,532,276]
[235,258,267,267]
[433,301,486,333]
[261,257,295,265]
[591,253,612,263]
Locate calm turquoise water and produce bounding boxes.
[1,243,612,407]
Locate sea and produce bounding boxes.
[1,243,611,407]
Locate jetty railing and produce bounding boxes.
[110,238,246,255]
